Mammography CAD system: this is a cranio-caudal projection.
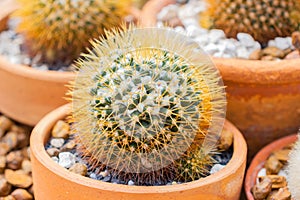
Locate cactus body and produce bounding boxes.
[14,0,132,64]
[202,0,300,44]
[71,27,226,185]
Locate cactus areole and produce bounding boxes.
[71,27,226,181]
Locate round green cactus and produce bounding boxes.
[71,27,226,184]
[14,0,132,65]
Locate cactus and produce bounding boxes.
[287,131,300,199]
[201,0,300,44]
[70,27,226,185]
[13,0,132,65]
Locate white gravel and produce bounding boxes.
[157,1,295,59]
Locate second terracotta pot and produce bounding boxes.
[30,104,247,200]
[140,0,300,159]
[244,134,298,200]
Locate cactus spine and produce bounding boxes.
[71,27,226,185]
[14,0,132,65]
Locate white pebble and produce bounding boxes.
[51,156,59,163]
[208,29,226,43]
[275,37,291,50]
[256,168,267,184]
[50,138,65,148]
[237,46,250,59]
[157,4,179,21]
[210,164,225,174]
[58,152,76,168]
[237,33,255,48]
[203,43,219,55]
[89,173,97,179]
[128,180,135,186]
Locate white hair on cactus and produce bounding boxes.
[287,131,300,199]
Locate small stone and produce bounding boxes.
[11,189,33,200]
[16,132,29,149]
[0,178,12,196]
[262,46,285,58]
[6,151,24,170]
[256,168,267,183]
[0,156,6,173]
[51,120,70,139]
[51,157,59,163]
[61,140,76,152]
[285,50,300,59]
[0,116,13,138]
[203,43,219,54]
[50,138,65,148]
[274,37,291,50]
[267,187,291,200]
[259,175,287,189]
[99,170,109,178]
[273,149,291,163]
[237,33,255,47]
[128,180,134,186]
[46,148,60,157]
[237,46,250,59]
[249,49,262,60]
[218,128,233,151]
[0,195,16,200]
[89,173,97,179]
[4,169,33,188]
[58,152,75,168]
[69,163,87,176]
[20,147,30,160]
[2,132,18,150]
[208,29,226,43]
[265,155,283,175]
[21,160,31,175]
[210,164,225,174]
[171,181,177,185]
[251,176,272,200]
[0,143,10,156]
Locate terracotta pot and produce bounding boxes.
[244,134,297,200]
[30,103,247,200]
[140,0,300,159]
[0,0,140,126]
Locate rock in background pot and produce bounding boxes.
[140,0,300,160]
[244,134,297,200]
[30,103,247,200]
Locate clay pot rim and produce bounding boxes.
[140,0,300,85]
[244,134,298,200]
[31,103,247,194]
